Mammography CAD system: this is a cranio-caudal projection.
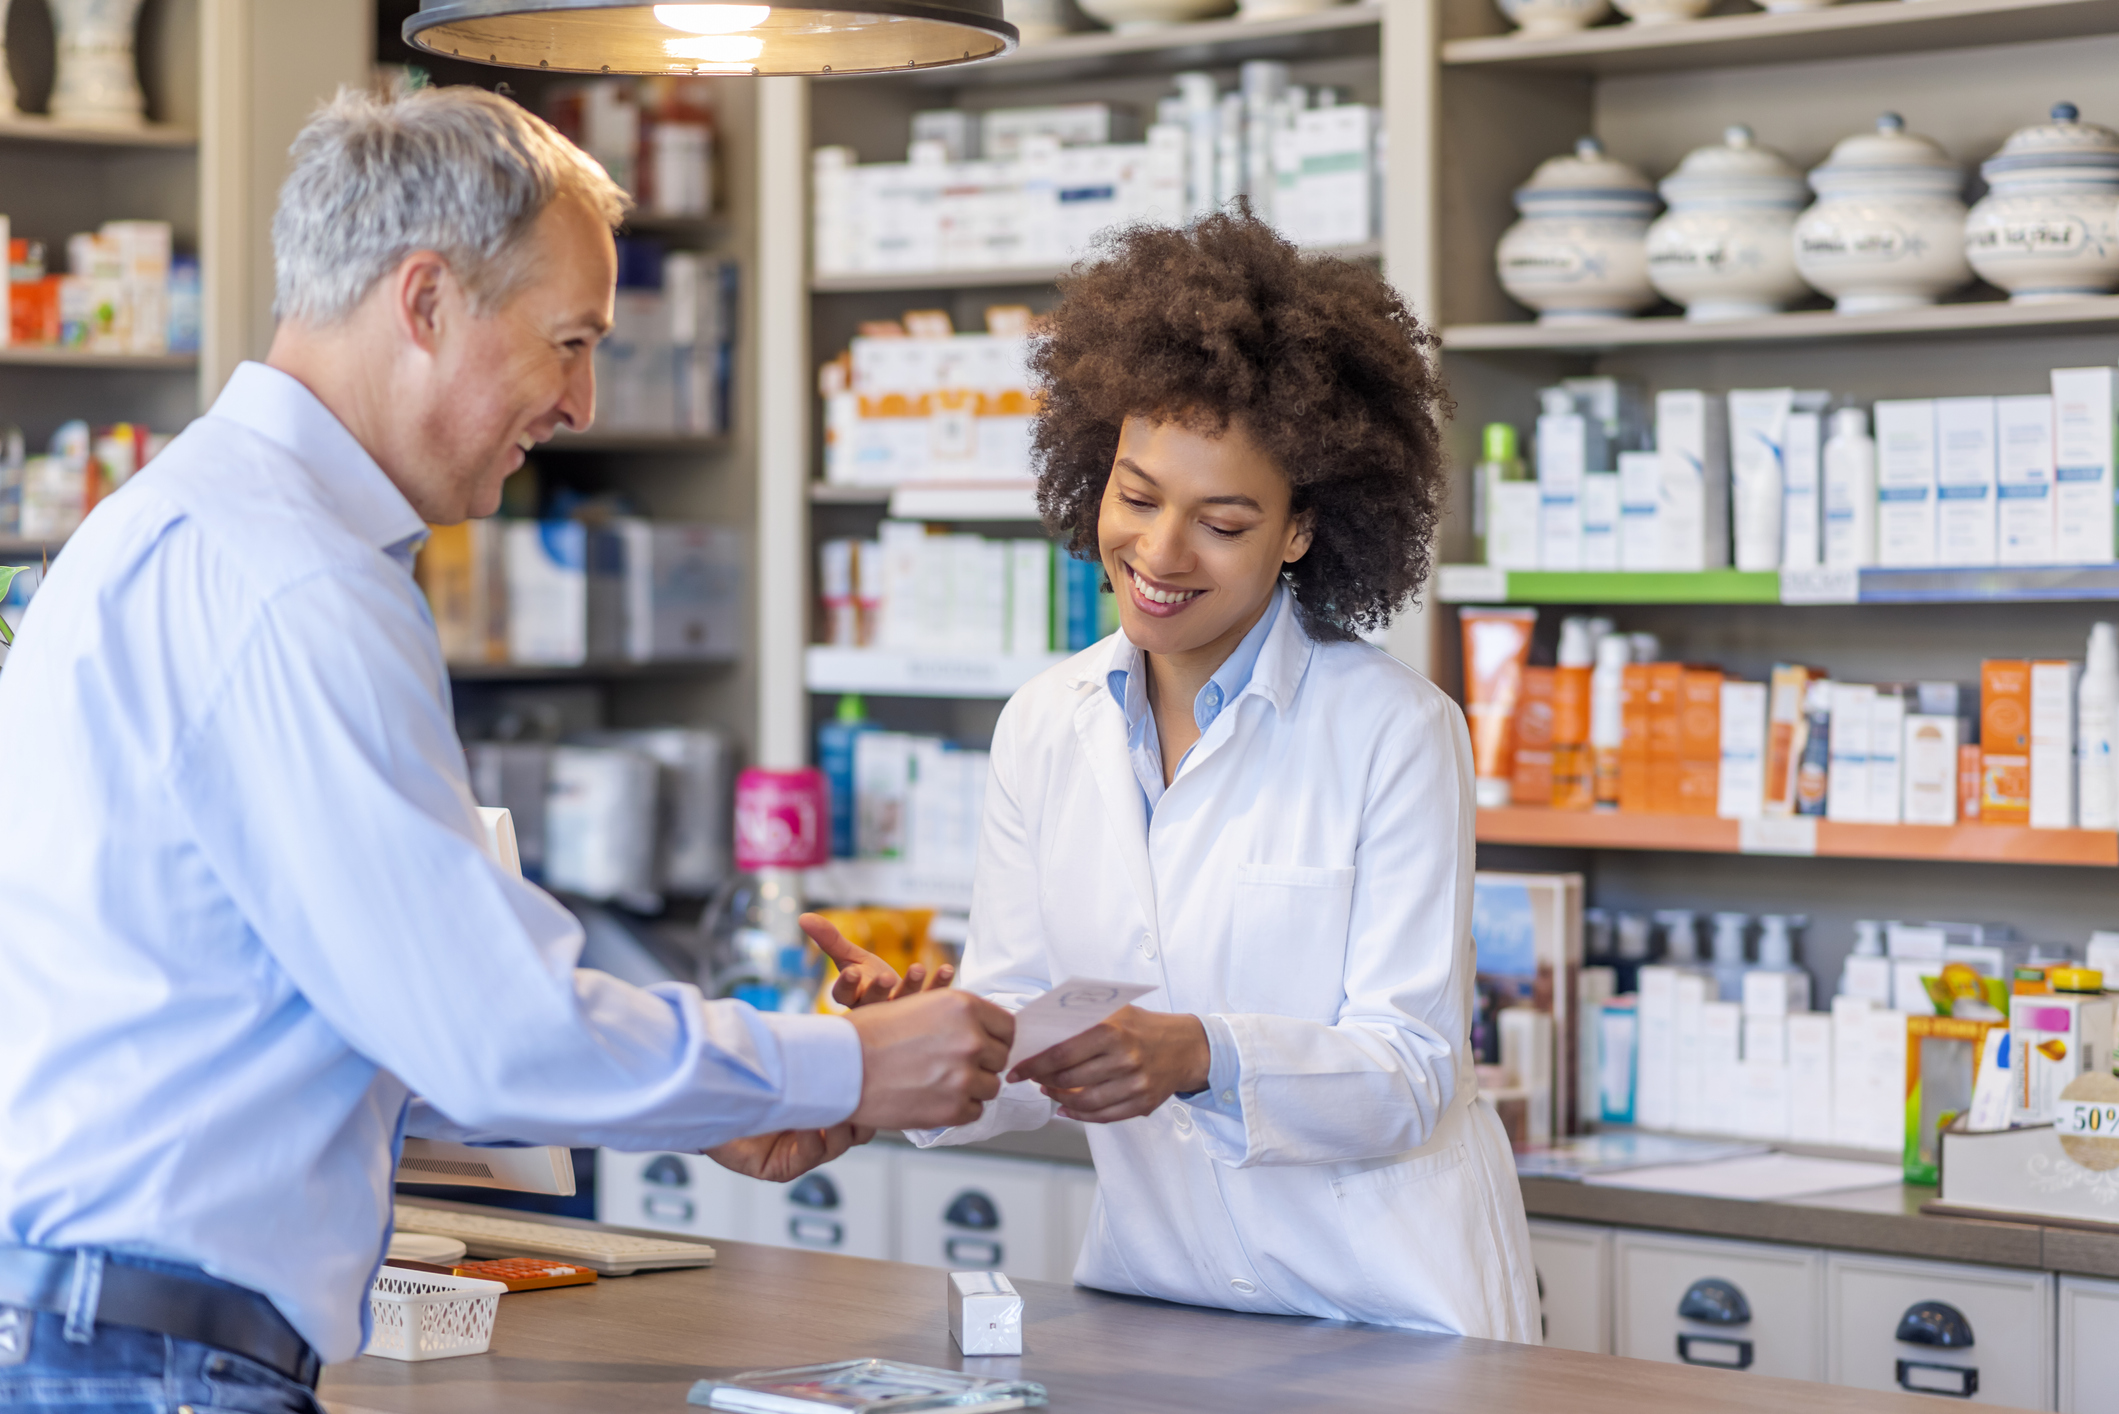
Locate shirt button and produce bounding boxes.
[1220,1090,1236,1105]
[1171,1103,1192,1132]
[1230,1278,1256,1295]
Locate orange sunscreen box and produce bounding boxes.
[1678,668,1724,816]
[1981,660,2031,824]
[1511,665,1556,807]
[1646,662,1685,813]
[1621,663,1653,812]
[1551,664,1594,810]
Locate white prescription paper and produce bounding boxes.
[1582,1152,1903,1201]
[1007,978,1155,1070]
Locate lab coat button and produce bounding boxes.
[1171,1103,1192,1132]
[1140,942,1157,959]
[1229,1278,1256,1295]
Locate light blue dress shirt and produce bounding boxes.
[0,363,861,1362]
[1101,586,1283,1124]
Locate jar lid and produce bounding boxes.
[2052,966,2105,992]
[1514,136,1659,214]
[1659,125,1808,209]
[1982,102,2119,179]
[1809,113,1964,195]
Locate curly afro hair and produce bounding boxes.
[1031,208,1449,643]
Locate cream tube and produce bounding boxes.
[1460,606,1538,808]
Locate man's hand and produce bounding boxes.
[706,1122,873,1184]
[802,912,954,1008]
[1007,1006,1210,1124]
[846,988,1013,1129]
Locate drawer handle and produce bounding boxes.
[1676,1334,1753,1370]
[789,1216,844,1248]
[643,1195,695,1224]
[1897,1359,1977,1398]
[946,1237,1003,1266]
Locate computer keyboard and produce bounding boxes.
[394,1203,716,1275]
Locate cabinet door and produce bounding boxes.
[1528,1220,1612,1354]
[594,1148,752,1241]
[895,1149,1055,1283]
[2059,1275,2119,1414]
[1826,1252,2053,1410]
[1614,1230,1825,1381]
[1046,1163,1098,1286]
[745,1143,897,1260]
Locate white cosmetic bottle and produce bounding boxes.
[1822,406,1879,568]
[2079,622,2119,829]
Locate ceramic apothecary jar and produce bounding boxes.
[1612,0,1709,28]
[1496,137,1660,323]
[1964,103,2119,302]
[1793,113,1970,314]
[1645,125,1810,321]
[1496,0,1610,37]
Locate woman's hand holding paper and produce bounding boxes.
[1008,1006,1212,1124]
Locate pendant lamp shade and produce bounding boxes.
[404,0,1017,78]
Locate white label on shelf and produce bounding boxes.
[2056,1098,2119,1137]
[1779,566,1859,605]
[1740,816,1818,856]
[1437,564,1508,602]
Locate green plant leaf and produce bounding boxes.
[0,565,22,646]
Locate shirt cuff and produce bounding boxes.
[749,1010,863,1131]
[1188,1015,1249,1164]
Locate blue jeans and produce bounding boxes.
[0,1257,320,1414]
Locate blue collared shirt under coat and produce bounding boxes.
[0,363,860,1362]
[1100,587,1285,1126]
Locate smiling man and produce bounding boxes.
[0,86,1012,1413]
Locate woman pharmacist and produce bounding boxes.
[812,211,1539,1341]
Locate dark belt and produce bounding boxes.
[0,1246,321,1388]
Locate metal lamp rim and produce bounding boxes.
[403,0,1019,76]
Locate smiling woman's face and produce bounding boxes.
[1097,414,1313,662]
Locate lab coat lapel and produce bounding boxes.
[1072,689,1158,930]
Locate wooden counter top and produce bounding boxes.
[320,1226,1959,1414]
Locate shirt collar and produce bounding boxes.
[1103,584,1288,731]
[208,362,428,560]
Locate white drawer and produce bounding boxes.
[1528,1220,1612,1354]
[2059,1275,2119,1414]
[745,1142,896,1261]
[1046,1163,1098,1286]
[1825,1252,2053,1409]
[1614,1230,1826,1381]
[895,1149,1056,1283]
[594,1148,753,1241]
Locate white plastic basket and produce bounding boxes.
[363,1269,506,1362]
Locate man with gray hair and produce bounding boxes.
[0,85,1012,1411]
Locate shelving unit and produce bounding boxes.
[1477,807,2119,868]
[1419,0,2119,988]
[812,240,1383,294]
[1440,0,2119,73]
[804,646,1067,699]
[1434,564,2119,605]
[0,117,197,148]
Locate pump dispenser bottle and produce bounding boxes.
[1823,406,1878,568]
[2080,622,2119,829]
[1552,616,1598,810]
[1839,918,1891,1002]
[1590,632,1630,809]
[1710,911,1751,1001]
[1656,909,1702,966]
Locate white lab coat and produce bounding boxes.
[914,601,1540,1341]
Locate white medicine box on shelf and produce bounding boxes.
[1614,1230,1825,1382]
[1527,1220,1612,1355]
[895,1148,1057,1284]
[1824,1252,2053,1409]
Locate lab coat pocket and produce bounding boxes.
[1331,1143,1510,1335]
[1228,863,1356,1020]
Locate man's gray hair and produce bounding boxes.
[272,85,630,325]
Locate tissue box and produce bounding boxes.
[947,1271,1023,1356]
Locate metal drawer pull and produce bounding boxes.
[945,1237,1002,1266]
[789,1217,844,1248]
[1676,1334,1753,1369]
[1897,1359,1977,1398]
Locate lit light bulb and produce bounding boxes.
[654,4,772,32]
[663,32,767,60]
